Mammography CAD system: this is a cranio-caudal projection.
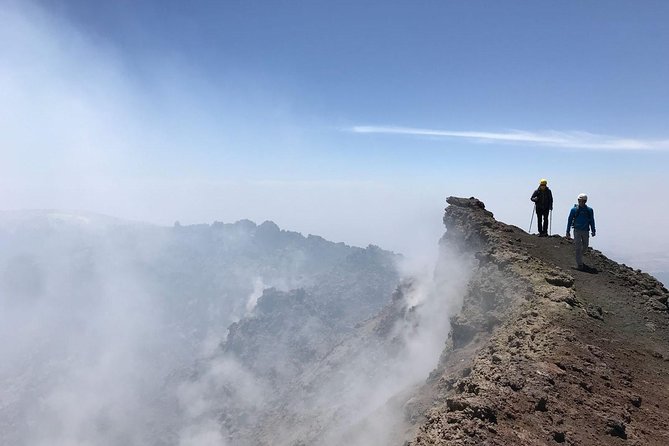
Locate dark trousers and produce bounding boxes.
[536,209,550,234]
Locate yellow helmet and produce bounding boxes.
[539,179,548,185]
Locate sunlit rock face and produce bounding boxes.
[407,197,669,446]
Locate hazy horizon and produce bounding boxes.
[2,1,668,269]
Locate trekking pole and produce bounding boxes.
[528,205,535,233]
[549,210,552,235]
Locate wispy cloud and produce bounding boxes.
[350,125,669,151]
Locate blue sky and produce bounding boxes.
[1,0,668,269]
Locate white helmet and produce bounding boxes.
[577,193,588,202]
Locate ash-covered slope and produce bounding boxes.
[409,197,669,445]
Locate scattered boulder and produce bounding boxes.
[586,305,604,320]
[545,272,575,288]
[606,418,627,439]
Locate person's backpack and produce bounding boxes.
[571,205,592,228]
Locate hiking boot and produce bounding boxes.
[577,264,585,271]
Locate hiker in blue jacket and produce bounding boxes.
[566,193,596,270]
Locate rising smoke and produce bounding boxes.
[0,208,472,446]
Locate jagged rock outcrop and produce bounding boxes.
[409,197,669,445]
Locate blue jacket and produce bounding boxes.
[566,205,595,232]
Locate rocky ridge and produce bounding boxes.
[408,197,669,445]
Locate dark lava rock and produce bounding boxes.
[606,419,627,439]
